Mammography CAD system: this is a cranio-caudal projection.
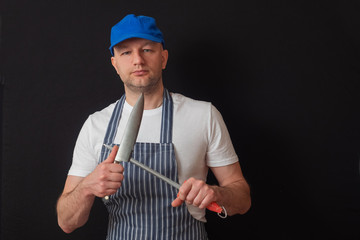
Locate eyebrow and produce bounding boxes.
[116,40,157,51]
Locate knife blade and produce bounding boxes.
[115,93,144,163]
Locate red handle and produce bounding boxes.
[206,201,223,213]
[176,192,223,213]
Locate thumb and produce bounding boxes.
[171,193,184,207]
[104,145,119,163]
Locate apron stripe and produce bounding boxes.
[100,89,207,240]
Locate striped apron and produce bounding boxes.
[99,89,207,240]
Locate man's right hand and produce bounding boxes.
[57,145,124,233]
[81,145,124,198]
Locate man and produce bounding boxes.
[57,14,251,239]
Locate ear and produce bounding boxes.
[161,49,169,69]
[111,56,119,74]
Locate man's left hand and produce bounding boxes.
[171,177,217,209]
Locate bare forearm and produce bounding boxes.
[56,182,95,233]
[57,147,121,233]
[213,180,251,216]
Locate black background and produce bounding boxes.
[1,0,360,239]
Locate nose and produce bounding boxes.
[132,51,145,65]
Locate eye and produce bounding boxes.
[143,49,152,53]
[121,51,131,56]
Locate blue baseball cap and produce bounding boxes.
[109,14,165,56]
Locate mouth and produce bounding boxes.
[132,70,148,76]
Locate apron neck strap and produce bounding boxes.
[99,94,126,162]
[160,88,173,143]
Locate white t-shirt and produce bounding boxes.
[69,93,238,221]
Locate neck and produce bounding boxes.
[125,85,164,110]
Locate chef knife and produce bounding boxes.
[103,93,144,200]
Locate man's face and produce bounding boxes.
[111,38,168,94]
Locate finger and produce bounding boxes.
[177,181,192,201]
[192,190,207,207]
[171,197,183,207]
[178,178,200,202]
[198,195,214,209]
[184,181,205,204]
[104,145,119,163]
[108,163,124,173]
[99,188,118,198]
[105,181,122,191]
[96,180,123,197]
[107,172,124,182]
[185,189,200,205]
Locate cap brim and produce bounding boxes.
[109,33,164,56]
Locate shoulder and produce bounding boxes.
[77,100,119,142]
[171,92,212,114]
[86,101,118,127]
[170,92,223,122]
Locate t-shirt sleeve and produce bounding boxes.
[68,116,99,177]
[206,105,239,167]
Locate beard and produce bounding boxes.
[123,75,162,94]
